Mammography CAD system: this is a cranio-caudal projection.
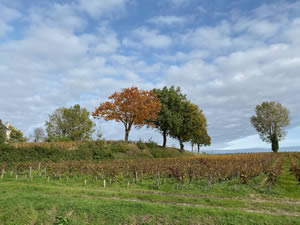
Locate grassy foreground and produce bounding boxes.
[0,155,299,224]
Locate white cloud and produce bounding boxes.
[0,3,21,37]
[149,16,187,26]
[78,0,130,18]
[1,0,300,150]
[132,27,172,49]
[167,0,190,7]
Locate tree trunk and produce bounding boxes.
[197,144,200,154]
[162,130,167,148]
[125,129,129,142]
[179,137,184,152]
[191,143,194,152]
[271,135,279,153]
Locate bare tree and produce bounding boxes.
[33,128,45,142]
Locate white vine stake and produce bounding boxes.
[29,167,32,178]
[47,176,50,182]
[85,179,87,185]
[16,174,18,180]
[104,180,106,188]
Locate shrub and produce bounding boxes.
[137,139,147,150]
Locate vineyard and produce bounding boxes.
[1,152,300,224]
[1,153,299,189]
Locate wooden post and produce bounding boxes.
[1,169,4,179]
[44,168,47,178]
[29,167,32,178]
[47,176,50,182]
[15,174,18,180]
[208,174,212,186]
[157,172,160,187]
[104,180,106,188]
[84,179,87,185]
[127,181,130,189]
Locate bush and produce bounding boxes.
[110,142,128,153]
[137,139,147,150]
[145,139,158,150]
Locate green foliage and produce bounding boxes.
[153,87,210,151]
[45,104,95,141]
[46,136,73,142]
[153,86,187,148]
[55,216,70,225]
[169,101,209,151]
[0,141,187,163]
[8,125,27,143]
[137,139,146,150]
[110,142,128,153]
[250,101,290,152]
[0,120,6,144]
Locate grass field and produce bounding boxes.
[0,154,299,224]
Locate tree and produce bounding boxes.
[169,101,208,152]
[93,87,161,142]
[0,120,6,144]
[33,127,45,142]
[8,125,27,143]
[191,128,211,153]
[250,101,290,153]
[153,86,187,148]
[45,104,95,141]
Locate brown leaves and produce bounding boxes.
[93,87,161,129]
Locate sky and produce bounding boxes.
[0,0,300,151]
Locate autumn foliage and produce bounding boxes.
[93,87,161,141]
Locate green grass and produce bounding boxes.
[0,154,300,224]
[0,181,300,225]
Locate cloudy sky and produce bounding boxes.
[1,0,300,150]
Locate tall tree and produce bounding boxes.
[45,104,95,141]
[33,127,45,142]
[250,101,290,152]
[153,86,187,148]
[0,120,6,144]
[8,125,27,143]
[93,87,161,142]
[169,101,208,151]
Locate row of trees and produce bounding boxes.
[93,86,211,151]
[1,86,290,153]
[42,86,211,151]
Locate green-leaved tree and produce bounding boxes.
[45,104,95,141]
[169,101,208,152]
[250,101,290,152]
[153,86,187,148]
[0,120,6,144]
[8,125,27,143]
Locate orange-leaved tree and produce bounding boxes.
[92,87,161,142]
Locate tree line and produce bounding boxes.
[0,86,291,153]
